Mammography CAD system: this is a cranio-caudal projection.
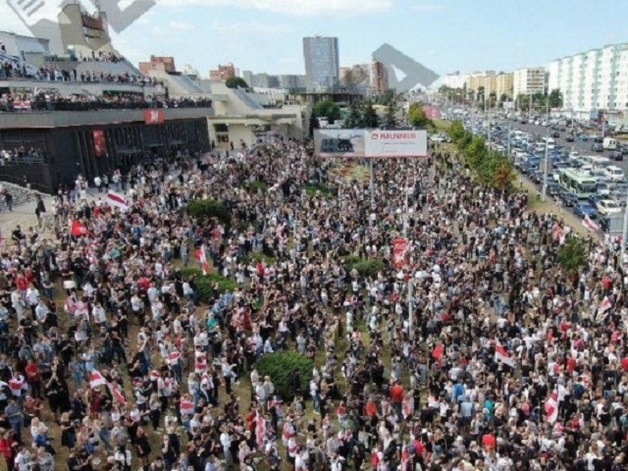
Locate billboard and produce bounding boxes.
[144,109,165,125]
[365,130,427,157]
[92,130,106,158]
[314,129,365,158]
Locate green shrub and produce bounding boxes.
[179,267,238,303]
[558,236,588,274]
[186,199,230,226]
[255,352,313,401]
[345,256,386,278]
[250,252,277,265]
[304,183,334,198]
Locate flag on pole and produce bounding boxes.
[582,215,599,232]
[90,370,107,389]
[107,191,129,211]
[494,344,515,368]
[544,392,559,423]
[199,244,210,275]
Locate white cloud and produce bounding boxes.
[159,0,393,16]
[168,21,195,31]
[212,21,294,35]
[410,4,443,12]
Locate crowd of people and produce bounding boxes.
[0,92,212,113]
[0,136,625,471]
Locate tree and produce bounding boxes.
[256,352,313,400]
[362,100,379,128]
[312,99,341,124]
[516,94,530,112]
[382,101,398,129]
[558,237,588,274]
[407,103,432,129]
[548,89,563,109]
[225,77,249,89]
[448,120,466,142]
[344,102,363,129]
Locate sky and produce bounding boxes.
[1,0,628,78]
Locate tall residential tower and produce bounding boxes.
[303,36,339,92]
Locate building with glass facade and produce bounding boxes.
[303,36,340,92]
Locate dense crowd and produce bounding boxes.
[0,137,625,471]
[0,93,212,113]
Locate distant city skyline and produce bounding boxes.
[0,0,627,77]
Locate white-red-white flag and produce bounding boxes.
[199,244,209,275]
[107,191,129,211]
[544,392,559,423]
[255,411,266,449]
[392,238,410,269]
[582,215,599,232]
[107,382,127,405]
[90,370,107,389]
[495,344,515,368]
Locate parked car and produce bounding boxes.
[551,131,560,138]
[609,150,623,161]
[574,201,598,219]
[560,192,580,207]
[591,143,604,152]
[596,199,623,216]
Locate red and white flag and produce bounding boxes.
[494,344,515,368]
[255,411,266,449]
[596,296,612,321]
[392,238,410,269]
[552,224,564,243]
[195,244,210,275]
[582,215,599,232]
[108,382,127,405]
[180,398,195,416]
[90,370,107,389]
[107,191,129,211]
[544,392,559,423]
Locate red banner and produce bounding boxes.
[392,238,409,269]
[144,109,165,124]
[93,130,106,158]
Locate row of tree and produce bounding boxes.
[448,120,515,191]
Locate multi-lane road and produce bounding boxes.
[499,121,627,172]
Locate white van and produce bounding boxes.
[541,137,556,150]
[597,199,623,216]
[604,165,625,182]
[603,137,618,150]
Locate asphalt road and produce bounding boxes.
[503,121,627,172]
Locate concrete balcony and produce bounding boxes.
[0,106,214,129]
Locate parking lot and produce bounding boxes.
[450,110,628,235]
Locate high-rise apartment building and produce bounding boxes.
[303,36,340,92]
[370,61,389,94]
[548,42,628,118]
[513,67,546,98]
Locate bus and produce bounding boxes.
[558,168,597,198]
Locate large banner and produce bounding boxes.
[92,130,106,158]
[365,130,428,157]
[314,129,365,158]
[144,109,165,125]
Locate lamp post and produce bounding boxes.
[542,91,550,202]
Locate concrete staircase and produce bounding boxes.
[0,181,41,212]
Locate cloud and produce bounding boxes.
[212,21,294,35]
[159,0,393,16]
[168,21,195,31]
[410,4,443,12]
